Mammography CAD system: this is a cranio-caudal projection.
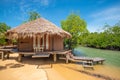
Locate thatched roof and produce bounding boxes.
[7,18,71,39]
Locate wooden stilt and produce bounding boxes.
[38,35,40,48]
[46,34,49,50]
[1,52,4,61]
[53,53,56,62]
[66,54,68,63]
[18,54,22,62]
[6,53,9,59]
[42,35,44,47]
[33,35,36,51]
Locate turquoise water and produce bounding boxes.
[73,46,120,67]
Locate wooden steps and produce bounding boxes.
[82,61,94,69]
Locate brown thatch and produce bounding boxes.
[7,18,71,39]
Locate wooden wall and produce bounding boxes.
[18,35,64,51]
[18,37,33,51]
[53,35,63,50]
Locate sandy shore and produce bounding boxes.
[0,53,120,80]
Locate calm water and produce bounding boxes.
[73,46,120,79]
[74,46,120,67]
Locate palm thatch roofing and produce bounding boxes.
[7,18,71,39]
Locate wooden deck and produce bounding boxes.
[17,50,71,62]
[0,48,18,60]
[0,48,105,66]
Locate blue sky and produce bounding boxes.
[0,0,120,32]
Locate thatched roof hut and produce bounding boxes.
[7,18,71,39]
[7,18,71,51]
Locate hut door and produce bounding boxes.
[46,35,49,50]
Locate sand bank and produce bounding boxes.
[0,53,119,80]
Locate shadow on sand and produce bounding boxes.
[61,65,117,80]
[5,63,24,68]
[0,63,24,71]
[17,55,53,69]
[0,66,7,71]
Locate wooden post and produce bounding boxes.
[46,34,49,50]
[53,53,56,62]
[6,51,10,59]
[6,53,9,59]
[33,35,36,50]
[101,61,104,64]
[18,54,22,62]
[43,34,44,46]
[1,52,4,61]
[38,35,40,48]
[66,54,68,63]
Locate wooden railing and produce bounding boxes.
[33,46,44,52]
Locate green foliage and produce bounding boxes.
[61,13,88,49]
[28,11,40,21]
[0,22,10,33]
[0,35,6,45]
[21,11,41,24]
[12,39,17,45]
[0,22,11,45]
[81,23,120,50]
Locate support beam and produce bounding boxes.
[37,35,40,48]
[46,34,49,49]
[33,35,36,48]
[18,54,22,62]
[43,35,44,46]
[1,51,4,61]
[53,53,57,62]
[66,54,69,63]
[42,35,44,52]
[6,53,9,59]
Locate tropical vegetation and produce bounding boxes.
[61,13,120,50]
[61,13,88,49]
[0,11,40,46]
[0,22,11,45]
[80,24,120,50]
[23,11,41,23]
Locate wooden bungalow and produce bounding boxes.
[6,18,71,61]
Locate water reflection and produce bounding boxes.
[72,49,86,56]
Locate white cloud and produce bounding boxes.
[18,0,53,18]
[87,6,120,32]
[18,0,28,21]
[16,0,55,21]
[18,0,35,21]
[40,0,49,6]
[91,7,120,20]
[33,0,52,6]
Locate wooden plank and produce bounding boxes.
[0,49,13,51]
[93,58,105,64]
[18,51,53,55]
[83,65,94,69]
[54,50,72,54]
[32,54,50,58]
[82,61,94,69]
[59,57,66,60]
[18,52,35,55]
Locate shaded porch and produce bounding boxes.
[17,50,71,62]
[18,34,64,52]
